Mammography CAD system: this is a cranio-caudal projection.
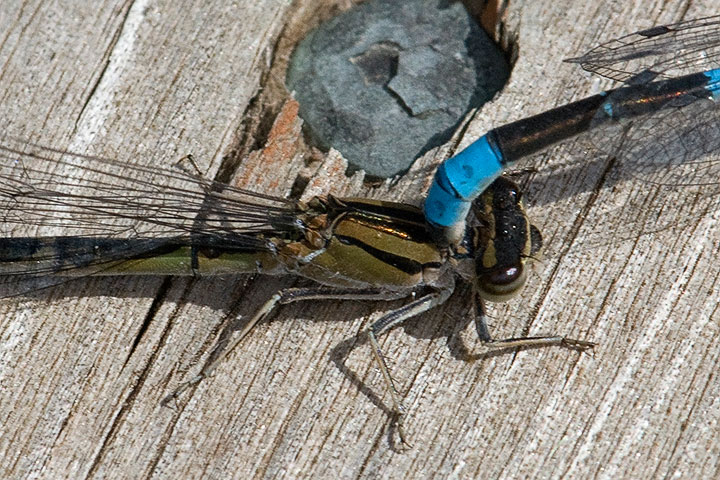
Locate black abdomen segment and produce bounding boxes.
[0,237,278,276]
[491,71,714,163]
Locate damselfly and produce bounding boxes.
[425,15,720,244]
[3,15,718,447]
[0,137,590,446]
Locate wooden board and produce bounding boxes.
[1,0,719,478]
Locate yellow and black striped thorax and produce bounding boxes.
[291,196,445,289]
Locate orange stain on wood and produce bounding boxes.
[233,98,304,193]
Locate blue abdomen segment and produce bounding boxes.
[424,135,504,227]
[704,68,720,100]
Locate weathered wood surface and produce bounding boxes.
[1,0,719,478]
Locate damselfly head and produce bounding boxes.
[470,177,542,302]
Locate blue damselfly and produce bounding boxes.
[425,15,720,244]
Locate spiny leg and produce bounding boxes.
[472,289,595,353]
[161,286,414,406]
[366,283,455,446]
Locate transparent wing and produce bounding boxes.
[0,137,303,296]
[614,96,720,187]
[559,15,720,244]
[606,94,719,241]
[0,137,300,239]
[525,95,720,250]
[566,15,720,83]
[531,96,720,250]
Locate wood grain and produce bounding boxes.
[0,0,718,478]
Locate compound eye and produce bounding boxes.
[476,262,527,302]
